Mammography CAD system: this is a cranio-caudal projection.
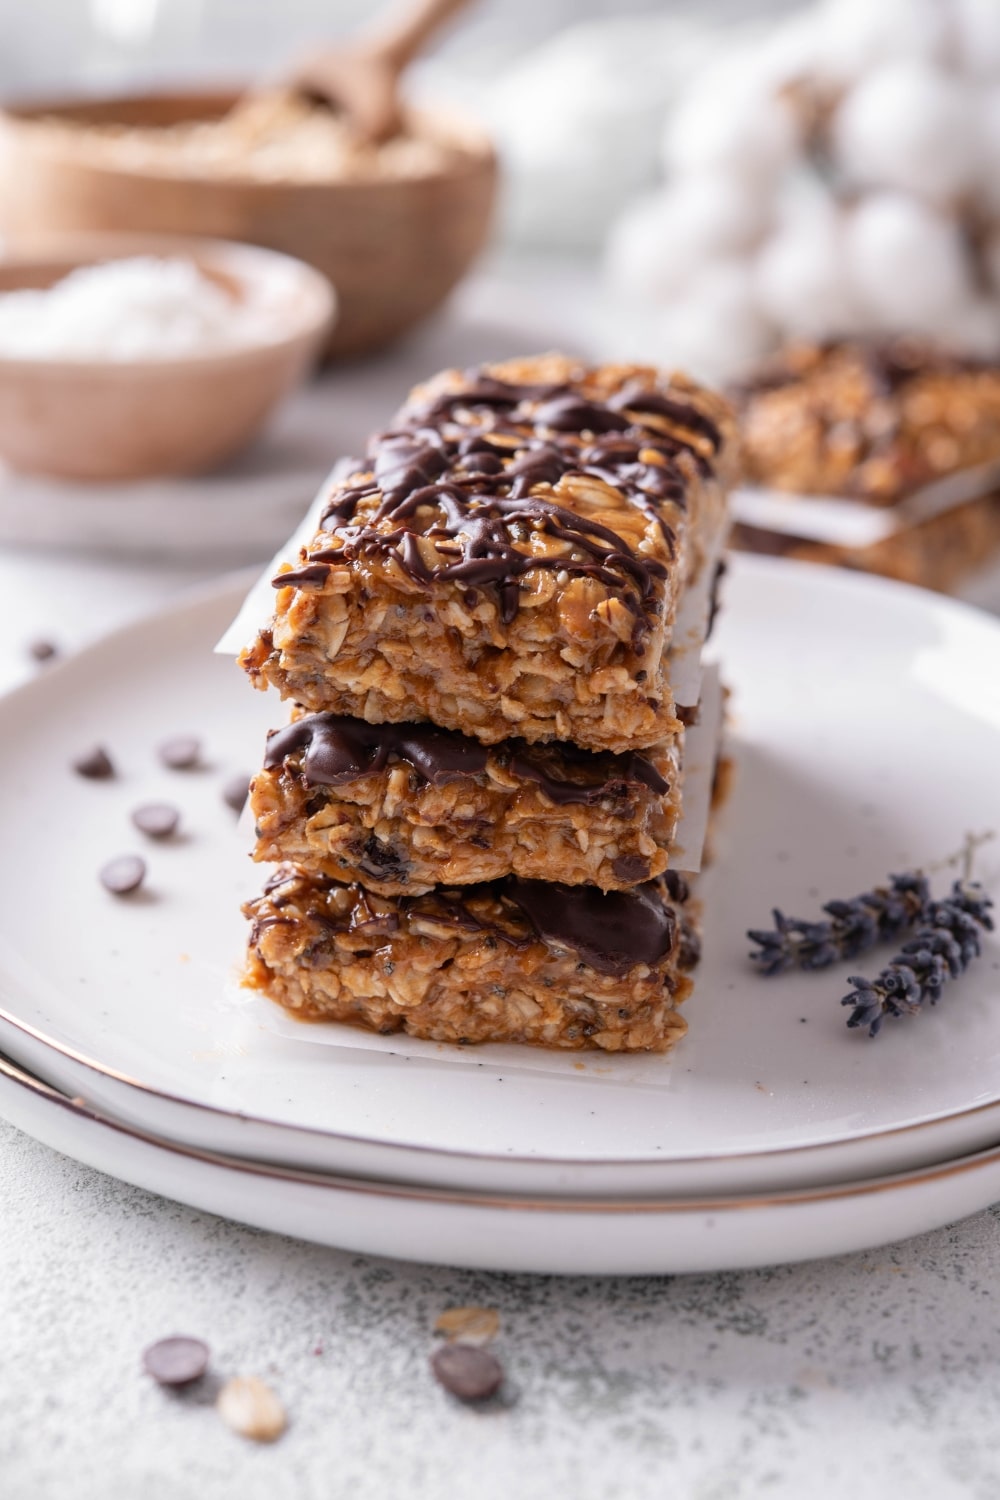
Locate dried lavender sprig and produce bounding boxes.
[842,879,994,1037]
[748,872,930,975]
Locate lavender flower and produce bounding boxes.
[748,872,930,975]
[843,880,994,1037]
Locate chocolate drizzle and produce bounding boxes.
[272,368,723,634]
[734,336,978,400]
[607,381,723,450]
[260,865,682,978]
[503,877,677,976]
[263,713,669,806]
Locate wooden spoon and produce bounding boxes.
[284,0,474,145]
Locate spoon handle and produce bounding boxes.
[360,0,473,74]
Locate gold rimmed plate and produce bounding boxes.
[4,1046,1000,1274]
[0,560,999,1206]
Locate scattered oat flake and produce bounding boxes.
[430,1343,504,1403]
[28,638,58,662]
[216,1376,287,1442]
[142,1335,209,1387]
[434,1306,500,1345]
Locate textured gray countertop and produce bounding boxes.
[4,1115,1000,1500]
[3,266,1000,1498]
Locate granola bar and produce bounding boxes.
[735,337,1000,505]
[243,865,697,1053]
[730,337,1000,591]
[733,491,1000,593]
[249,712,682,894]
[240,354,735,752]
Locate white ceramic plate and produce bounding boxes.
[5,1045,1000,1275]
[1,558,1000,1200]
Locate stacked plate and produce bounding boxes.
[2,555,1000,1275]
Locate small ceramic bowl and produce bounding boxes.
[0,234,335,481]
[0,90,497,358]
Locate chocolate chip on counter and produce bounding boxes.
[158,735,201,770]
[73,746,115,780]
[430,1343,504,1402]
[28,638,58,662]
[222,773,251,813]
[142,1336,210,1387]
[99,854,146,895]
[131,803,180,840]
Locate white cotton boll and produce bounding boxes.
[764,173,867,334]
[754,213,862,342]
[844,194,972,332]
[814,0,950,85]
[605,194,691,301]
[953,0,1000,82]
[832,60,980,202]
[771,168,840,228]
[655,260,776,383]
[664,174,773,253]
[744,12,826,92]
[605,177,770,302]
[488,17,725,249]
[662,56,799,187]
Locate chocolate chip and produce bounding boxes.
[131,803,180,839]
[143,1336,209,1387]
[611,854,650,883]
[73,746,115,780]
[100,854,146,895]
[430,1343,504,1402]
[158,735,201,770]
[222,773,251,813]
[28,638,58,662]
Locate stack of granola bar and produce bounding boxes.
[731,338,1000,592]
[239,355,735,1053]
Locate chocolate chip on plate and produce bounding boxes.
[430,1343,504,1402]
[28,638,58,662]
[73,746,115,780]
[222,773,251,813]
[131,803,180,840]
[99,854,146,896]
[143,1336,210,1388]
[158,735,201,770]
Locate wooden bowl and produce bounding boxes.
[0,90,498,359]
[0,234,335,481]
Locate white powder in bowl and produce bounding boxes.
[0,257,287,361]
